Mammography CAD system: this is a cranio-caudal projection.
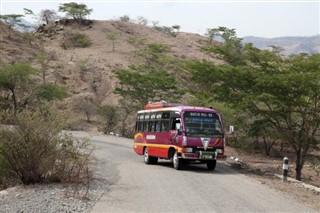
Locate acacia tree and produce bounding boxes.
[0,63,38,112]
[204,27,244,65]
[187,28,320,180]
[126,37,146,52]
[0,63,67,113]
[172,25,180,32]
[59,2,92,24]
[106,33,118,51]
[136,43,171,67]
[0,14,25,38]
[114,65,182,109]
[35,52,50,85]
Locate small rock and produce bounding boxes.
[0,190,9,196]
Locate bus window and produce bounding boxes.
[155,121,161,132]
[143,121,148,132]
[184,112,222,136]
[138,121,143,131]
[149,121,155,132]
[161,120,169,132]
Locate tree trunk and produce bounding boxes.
[295,150,303,180]
[86,111,90,122]
[10,88,18,113]
[42,70,46,85]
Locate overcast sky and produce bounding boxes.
[1,0,319,38]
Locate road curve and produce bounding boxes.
[75,133,316,213]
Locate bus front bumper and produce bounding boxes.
[181,151,227,161]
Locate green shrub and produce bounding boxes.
[0,107,94,186]
[0,151,10,189]
[60,32,91,49]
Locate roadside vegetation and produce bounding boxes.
[0,62,95,195]
[0,2,96,193]
[0,2,319,186]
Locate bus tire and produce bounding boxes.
[207,160,216,170]
[173,152,183,170]
[144,147,158,164]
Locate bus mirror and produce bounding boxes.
[229,125,234,134]
[175,123,181,131]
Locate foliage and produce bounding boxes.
[0,14,25,38]
[106,33,118,51]
[76,97,96,122]
[97,105,119,134]
[136,43,171,67]
[0,150,10,189]
[0,108,65,184]
[76,58,91,75]
[60,32,91,49]
[187,28,320,180]
[0,107,95,187]
[153,25,176,37]
[59,2,92,24]
[53,135,95,198]
[0,63,68,112]
[114,64,183,108]
[204,26,244,65]
[22,32,35,45]
[119,15,130,22]
[35,84,68,101]
[127,37,147,52]
[0,63,38,112]
[172,25,181,32]
[35,52,50,84]
[117,99,139,138]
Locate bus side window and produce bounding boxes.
[138,121,143,131]
[161,120,169,132]
[149,121,155,132]
[135,122,138,131]
[143,121,148,132]
[155,121,161,132]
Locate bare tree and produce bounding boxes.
[40,9,59,25]
[136,16,148,26]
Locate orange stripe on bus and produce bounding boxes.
[134,143,179,150]
[134,133,144,139]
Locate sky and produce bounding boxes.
[0,0,319,38]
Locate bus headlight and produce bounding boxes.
[182,136,187,146]
[216,149,223,154]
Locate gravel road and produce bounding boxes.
[0,131,317,212]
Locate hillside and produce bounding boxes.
[0,20,220,128]
[242,35,320,55]
[1,20,319,128]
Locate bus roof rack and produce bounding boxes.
[144,101,184,110]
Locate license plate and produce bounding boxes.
[199,151,216,159]
[202,155,212,159]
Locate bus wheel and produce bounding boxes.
[173,152,183,170]
[207,160,216,170]
[144,148,158,164]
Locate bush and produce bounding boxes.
[0,107,95,186]
[60,32,91,49]
[97,105,118,134]
[153,26,176,37]
[0,151,10,189]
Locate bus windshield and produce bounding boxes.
[183,111,222,137]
